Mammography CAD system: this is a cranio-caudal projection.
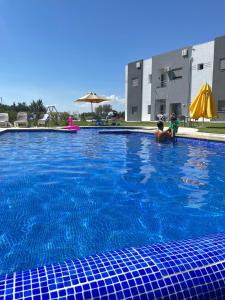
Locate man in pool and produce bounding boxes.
[155,121,172,143]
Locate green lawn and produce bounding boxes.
[73,120,225,134]
[190,122,225,134]
[74,120,157,127]
[116,121,156,127]
[198,125,225,134]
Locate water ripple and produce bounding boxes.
[0,130,224,274]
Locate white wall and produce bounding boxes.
[141,58,152,121]
[191,41,214,101]
[125,65,128,121]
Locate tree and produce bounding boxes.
[95,105,103,115]
[0,99,47,123]
[102,104,112,114]
[16,102,29,112]
[59,112,70,126]
[95,104,112,116]
[29,99,46,119]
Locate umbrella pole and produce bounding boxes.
[91,102,93,113]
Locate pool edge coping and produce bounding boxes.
[1,126,225,143]
[1,233,225,299]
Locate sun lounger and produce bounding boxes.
[38,114,49,126]
[14,112,28,127]
[0,113,10,127]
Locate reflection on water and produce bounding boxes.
[138,137,156,184]
[178,145,210,208]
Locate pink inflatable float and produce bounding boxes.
[65,116,80,131]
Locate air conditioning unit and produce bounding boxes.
[182,49,188,57]
[136,61,141,69]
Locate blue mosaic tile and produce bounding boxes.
[98,129,225,150]
[1,233,225,299]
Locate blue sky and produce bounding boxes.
[0,0,225,112]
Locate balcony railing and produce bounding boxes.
[157,80,167,88]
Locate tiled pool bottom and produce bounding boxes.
[1,234,225,299]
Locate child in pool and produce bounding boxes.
[168,113,179,138]
[155,121,171,143]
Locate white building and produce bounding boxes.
[125,35,225,121]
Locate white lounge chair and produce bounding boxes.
[14,112,28,127]
[0,113,10,127]
[38,114,49,126]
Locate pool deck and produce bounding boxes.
[130,126,225,142]
[0,126,225,142]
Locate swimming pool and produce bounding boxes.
[0,129,225,276]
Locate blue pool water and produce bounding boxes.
[0,130,225,275]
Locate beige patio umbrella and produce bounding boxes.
[74,92,109,113]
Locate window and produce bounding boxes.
[218,100,225,112]
[220,59,225,71]
[197,63,204,70]
[132,78,139,87]
[168,67,183,80]
[160,104,165,114]
[160,73,167,87]
[148,105,151,114]
[170,103,182,116]
[132,106,138,114]
[156,99,166,115]
[148,74,152,84]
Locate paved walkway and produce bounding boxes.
[175,127,225,141]
[138,126,225,141]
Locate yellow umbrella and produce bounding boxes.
[190,83,217,119]
[74,92,109,113]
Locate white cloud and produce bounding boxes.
[101,94,125,111]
